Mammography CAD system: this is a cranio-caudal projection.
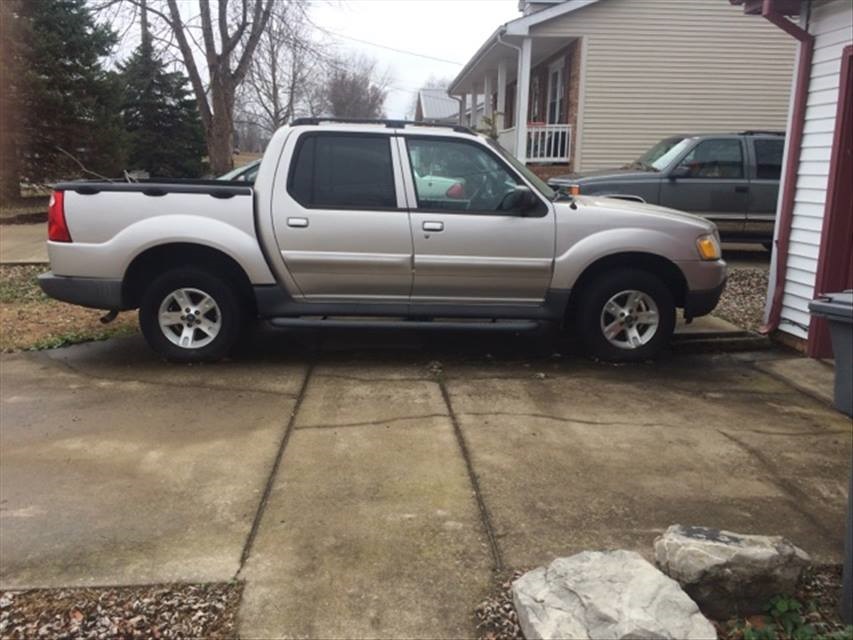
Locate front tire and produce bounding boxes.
[139,267,245,363]
[576,269,676,362]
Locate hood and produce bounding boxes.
[560,195,714,232]
[548,167,658,185]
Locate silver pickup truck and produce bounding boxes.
[39,118,726,363]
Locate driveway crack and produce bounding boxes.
[438,376,504,573]
[237,363,315,576]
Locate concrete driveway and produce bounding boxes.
[1,329,850,638]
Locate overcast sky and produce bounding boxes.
[308,0,520,118]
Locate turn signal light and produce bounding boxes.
[567,184,581,196]
[696,234,721,261]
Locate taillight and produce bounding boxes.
[48,190,72,242]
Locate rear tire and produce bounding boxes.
[139,267,245,363]
[576,269,676,362]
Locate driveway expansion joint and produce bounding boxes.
[236,363,315,577]
[295,413,449,431]
[717,429,837,540]
[438,376,504,573]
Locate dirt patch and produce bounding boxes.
[0,265,137,352]
[0,582,242,639]
[714,267,770,332]
[475,565,851,640]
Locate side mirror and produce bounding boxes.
[500,185,538,213]
[669,165,691,180]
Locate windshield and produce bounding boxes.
[487,138,556,200]
[636,137,691,171]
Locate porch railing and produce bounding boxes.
[527,123,572,163]
[496,124,572,163]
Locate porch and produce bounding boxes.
[449,33,582,168]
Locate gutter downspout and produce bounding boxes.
[760,0,814,335]
[450,94,465,126]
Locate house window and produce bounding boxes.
[530,75,542,122]
[288,134,396,208]
[546,58,566,124]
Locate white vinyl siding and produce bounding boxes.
[778,0,853,340]
[530,0,796,170]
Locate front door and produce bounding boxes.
[272,131,412,300]
[401,136,554,304]
[659,137,749,236]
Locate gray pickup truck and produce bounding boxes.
[39,118,726,363]
[549,132,784,246]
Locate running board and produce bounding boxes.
[267,317,541,332]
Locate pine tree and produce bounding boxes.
[18,0,126,182]
[119,2,206,178]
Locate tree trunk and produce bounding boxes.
[207,76,235,175]
[0,0,21,204]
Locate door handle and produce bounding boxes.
[287,217,309,228]
[422,221,444,232]
[734,185,749,193]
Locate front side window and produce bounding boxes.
[406,138,522,213]
[754,138,784,180]
[676,139,744,179]
[288,134,396,208]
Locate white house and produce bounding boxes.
[448,0,796,177]
[733,0,853,357]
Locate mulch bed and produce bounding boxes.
[475,565,849,640]
[0,582,243,640]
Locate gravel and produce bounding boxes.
[475,571,526,640]
[0,582,242,640]
[713,267,769,332]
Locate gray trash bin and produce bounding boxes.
[808,290,853,417]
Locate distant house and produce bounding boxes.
[415,88,483,125]
[448,0,796,175]
[732,0,852,357]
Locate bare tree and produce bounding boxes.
[323,54,391,119]
[241,3,324,134]
[122,0,275,174]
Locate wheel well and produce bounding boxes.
[123,243,256,311]
[566,252,687,318]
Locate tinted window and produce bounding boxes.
[677,139,744,179]
[754,138,784,180]
[288,134,396,208]
[406,138,520,213]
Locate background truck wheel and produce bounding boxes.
[576,269,676,362]
[139,267,245,363]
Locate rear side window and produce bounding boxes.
[754,138,784,180]
[288,134,396,208]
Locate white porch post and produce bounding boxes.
[515,37,532,163]
[472,84,482,128]
[483,76,493,123]
[466,92,474,126]
[496,60,507,131]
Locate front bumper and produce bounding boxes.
[684,277,727,320]
[38,272,124,310]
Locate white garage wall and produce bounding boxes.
[778,0,853,339]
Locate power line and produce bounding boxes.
[315,26,464,66]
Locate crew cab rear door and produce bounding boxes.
[270,131,413,300]
[399,135,554,304]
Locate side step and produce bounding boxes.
[267,317,541,332]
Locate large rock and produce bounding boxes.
[511,550,716,640]
[654,525,811,618]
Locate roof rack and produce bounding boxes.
[289,117,475,135]
[739,130,785,136]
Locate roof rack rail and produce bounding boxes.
[289,117,475,135]
[739,130,785,136]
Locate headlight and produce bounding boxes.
[696,234,721,261]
